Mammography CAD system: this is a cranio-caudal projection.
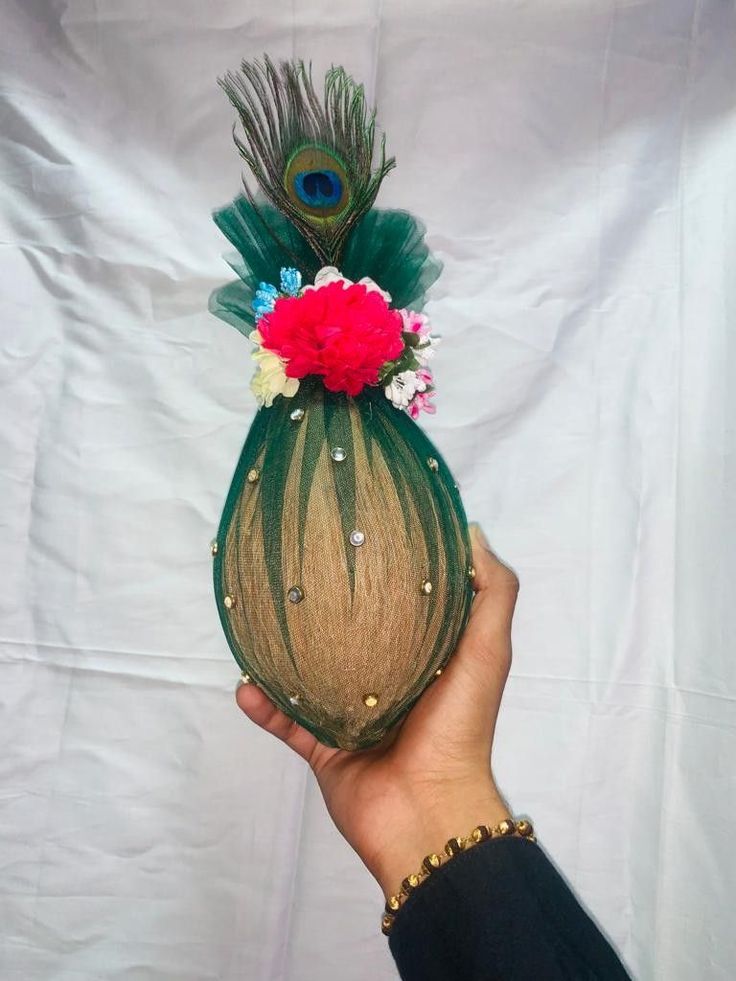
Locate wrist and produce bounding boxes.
[368,778,511,900]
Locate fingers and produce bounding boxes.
[469,523,520,637]
[449,524,519,690]
[235,678,321,764]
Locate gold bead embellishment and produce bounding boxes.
[210,539,218,556]
[287,586,304,604]
[246,467,260,484]
[422,853,442,874]
[379,816,536,936]
[401,873,421,894]
[517,820,534,838]
[290,407,305,422]
[289,695,300,706]
[468,565,476,580]
[420,579,433,595]
[435,668,443,677]
[240,672,252,684]
[427,456,439,472]
[363,693,379,708]
[224,594,235,609]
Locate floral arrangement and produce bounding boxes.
[249,266,439,418]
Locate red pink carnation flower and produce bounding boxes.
[257,280,405,397]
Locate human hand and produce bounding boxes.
[235,523,520,899]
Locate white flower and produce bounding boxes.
[384,369,428,409]
[249,329,299,407]
[304,266,392,303]
[414,335,441,366]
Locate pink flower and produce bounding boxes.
[416,367,433,387]
[407,389,437,419]
[400,309,431,339]
[257,280,404,397]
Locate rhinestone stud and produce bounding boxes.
[435,667,443,677]
[289,695,300,706]
[210,540,218,556]
[290,407,305,422]
[246,467,260,484]
[420,579,433,595]
[330,446,347,462]
[468,565,476,580]
[427,457,439,472]
[224,594,235,609]
[239,672,252,684]
[287,586,304,604]
[349,530,365,547]
[363,693,379,708]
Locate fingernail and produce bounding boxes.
[469,522,491,551]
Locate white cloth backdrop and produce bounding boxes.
[1,1,735,978]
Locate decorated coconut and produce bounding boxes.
[209,57,474,749]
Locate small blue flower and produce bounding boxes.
[279,267,302,296]
[252,281,279,320]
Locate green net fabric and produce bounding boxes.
[212,377,473,749]
[208,195,443,338]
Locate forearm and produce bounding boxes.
[369,777,511,900]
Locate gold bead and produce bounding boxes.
[246,467,260,484]
[401,873,421,894]
[239,672,251,684]
[434,667,443,677]
[385,895,401,913]
[445,836,465,857]
[363,693,379,708]
[468,565,476,579]
[420,579,433,595]
[224,594,235,609]
[210,539,218,556]
[381,914,394,936]
[516,819,534,838]
[471,825,490,844]
[497,819,516,836]
[422,853,442,874]
[427,457,439,472]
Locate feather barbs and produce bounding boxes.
[218,56,395,266]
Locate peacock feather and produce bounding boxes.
[218,56,396,268]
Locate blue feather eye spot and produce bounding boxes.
[294,169,343,208]
[285,144,350,221]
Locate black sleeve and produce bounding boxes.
[387,836,632,980]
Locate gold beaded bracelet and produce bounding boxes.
[380,817,536,936]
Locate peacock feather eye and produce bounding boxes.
[284,145,351,221]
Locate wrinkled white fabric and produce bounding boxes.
[1,2,735,979]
